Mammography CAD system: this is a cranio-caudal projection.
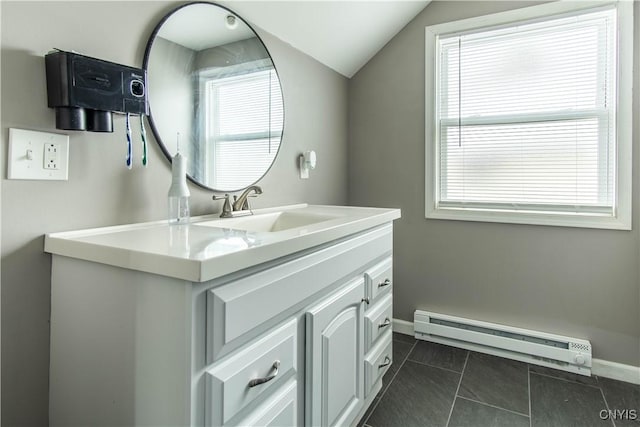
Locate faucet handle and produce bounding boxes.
[213,194,233,218]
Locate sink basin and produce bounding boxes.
[197,210,339,233]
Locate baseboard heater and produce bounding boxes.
[414,310,592,376]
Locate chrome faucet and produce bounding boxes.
[233,185,262,211]
[212,186,263,218]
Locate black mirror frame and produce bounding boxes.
[142,1,285,192]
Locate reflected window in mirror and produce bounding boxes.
[200,66,283,189]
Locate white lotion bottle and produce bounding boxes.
[168,151,190,224]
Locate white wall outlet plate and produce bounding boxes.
[8,128,69,180]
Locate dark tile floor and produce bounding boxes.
[359,333,640,427]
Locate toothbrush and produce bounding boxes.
[140,115,148,167]
[125,113,132,169]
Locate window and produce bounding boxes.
[425,1,633,229]
[203,68,283,189]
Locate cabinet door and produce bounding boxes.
[306,277,365,427]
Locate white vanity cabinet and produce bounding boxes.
[46,205,400,427]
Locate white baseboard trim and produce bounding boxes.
[592,358,640,385]
[392,318,640,385]
[392,318,414,336]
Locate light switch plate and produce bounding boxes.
[8,128,69,180]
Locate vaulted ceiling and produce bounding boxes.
[221,1,431,78]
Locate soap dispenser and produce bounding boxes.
[168,150,190,224]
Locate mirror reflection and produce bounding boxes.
[144,2,284,191]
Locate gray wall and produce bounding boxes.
[349,0,640,366]
[194,38,269,70]
[1,2,348,425]
[147,37,196,159]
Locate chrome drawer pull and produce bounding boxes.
[378,279,391,288]
[378,356,391,369]
[378,317,391,329]
[361,298,370,305]
[248,360,280,388]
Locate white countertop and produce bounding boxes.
[45,204,401,282]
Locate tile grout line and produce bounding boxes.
[528,364,533,427]
[597,378,617,427]
[456,395,531,419]
[361,339,418,426]
[445,350,470,427]
[360,386,383,426]
[529,370,601,389]
[404,357,466,375]
[381,339,418,396]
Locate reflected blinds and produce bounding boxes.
[207,69,283,189]
[436,7,617,215]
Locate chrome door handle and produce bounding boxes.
[378,279,391,288]
[361,298,370,305]
[248,360,280,388]
[378,356,391,369]
[378,317,391,329]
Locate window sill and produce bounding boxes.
[425,206,631,230]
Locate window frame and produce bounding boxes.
[424,0,633,230]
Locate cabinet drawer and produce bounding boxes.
[365,294,393,352]
[364,257,392,307]
[364,331,392,397]
[206,319,297,427]
[234,379,297,427]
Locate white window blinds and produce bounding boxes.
[436,7,617,216]
[206,69,283,189]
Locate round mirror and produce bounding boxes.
[144,2,284,191]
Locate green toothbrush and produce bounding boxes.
[140,115,148,167]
